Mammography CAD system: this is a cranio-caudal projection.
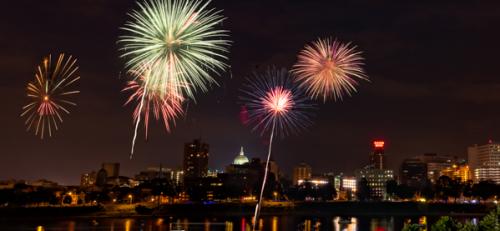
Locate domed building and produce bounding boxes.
[233,147,249,165]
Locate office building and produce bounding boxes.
[183,139,209,178]
[293,162,312,185]
[440,163,471,183]
[370,140,386,169]
[355,168,394,200]
[400,158,427,188]
[414,153,454,183]
[468,141,500,183]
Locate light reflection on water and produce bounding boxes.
[1,215,471,231]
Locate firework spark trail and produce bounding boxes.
[21,54,80,139]
[240,67,314,230]
[129,82,147,159]
[124,69,185,159]
[253,119,276,231]
[292,37,368,102]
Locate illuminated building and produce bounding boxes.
[207,169,223,178]
[334,173,343,192]
[293,162,312,185]
[102,163,120,178]
[355,168,394,200]
[474,168,500,184]
[369,140,386,169]
[440,163,471,182]
[413,153,454,183]
[172,169,184,186]
[400,158,427,188]
[233,147,250,165]
[183,139,209,178]
[134,167,184,186]
[297,176,329,186]
[80,171,96,187]
[468,141,500,183]
[338,176,357,200]
[341,177,357,192]
[357,139,394,200]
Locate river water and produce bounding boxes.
[0,215,480,231]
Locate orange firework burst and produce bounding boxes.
[292,37,368,102]
[21,54,80,139]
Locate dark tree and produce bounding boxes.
[462,180,473,199]
[386,179,398,199]
[356,178,370,201]
[396,184,416,200]
[435,176,452,202]
[472,180,496,201]
[420,179,435,200]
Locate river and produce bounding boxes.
[0,215,482,231]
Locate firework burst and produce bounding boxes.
[240,67,313,137]
[118,0,231,100]
[240,67,313,230]
[21,54,80,139]
[292,37,368,102]
[123,67,184,141]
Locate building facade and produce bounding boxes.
[355,168,394,200]
[370,140,386,169]
[400,158,427,188]
[440,163,471,183]
[468,141,500,183]
[293,162,312,185]
[102,163,120,178]
[183,139,209,178]
[80,171,96,187]
[414,153,454,183]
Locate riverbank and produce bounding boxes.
[0,201,494,220]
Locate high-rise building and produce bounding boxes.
[468,141,500,183]
[355,168,394,200]
[102,163,120,178]
[369,140,386,169]
[293,162,312,185]
[400,158,427,188]
[183,139,209,178]
[414,153,454,183]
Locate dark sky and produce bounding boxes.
[2,0,500,185]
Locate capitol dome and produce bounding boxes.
[233,147,250,165]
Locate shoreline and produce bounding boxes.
[0,202,494,220]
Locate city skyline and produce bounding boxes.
[0,137,491,186]
[2,0,500,185]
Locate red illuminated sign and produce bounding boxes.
[373,140,385,148]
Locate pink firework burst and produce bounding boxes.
[240,67,314,138]
[292,37,368,102]
[123,72,184,139]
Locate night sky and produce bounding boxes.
[2,0,500,185]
